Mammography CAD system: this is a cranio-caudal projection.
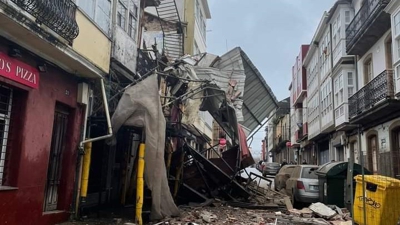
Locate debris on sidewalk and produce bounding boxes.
[150,201,353,225]
[309,202,337,219]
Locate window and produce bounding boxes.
[128,4,138,39]
[345,11,351,23]
[397,39,400,59]
[364,57,373,84]
[397,65,400,79]
[77,0,112,34]
[395,11,400,36]
[348,72,353,85]
[0,86,13,186]
[301,167,318,179]
[117,1,127,30]
[348,72,354,97]
[195,0,206,41]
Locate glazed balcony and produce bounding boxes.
[348,70,400,128]
[295,129,303,143]
[346,0,391,56]
[8,0,79,44]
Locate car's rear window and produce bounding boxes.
[301,167,318,179]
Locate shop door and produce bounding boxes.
[44,105,69,211]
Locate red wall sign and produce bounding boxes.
[0,52,39,89]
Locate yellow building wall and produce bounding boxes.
[184,0,195,55]
[73,10,111,73]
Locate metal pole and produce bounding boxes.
[81,79,113,144]
[346,133,355,224]
[358,125,367,225]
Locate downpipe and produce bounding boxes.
[81,79,113,144]
[74,78,113,216]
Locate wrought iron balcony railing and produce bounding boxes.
[10,0,79,44]
[346,0,390,52]
[348,70,394,119]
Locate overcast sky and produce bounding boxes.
[206,0,337,158]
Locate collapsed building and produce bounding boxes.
[79,44,279,223]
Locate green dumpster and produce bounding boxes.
[316,161,371,208]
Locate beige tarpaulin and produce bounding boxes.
[110,74,180,220]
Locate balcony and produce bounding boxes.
[0,0,110,78]
[349,70,400,128]
[7,0,79,44]
[346,0,391,56]
[295,129,303,143]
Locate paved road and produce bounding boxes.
[240,167,275,189]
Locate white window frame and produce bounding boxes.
[345,11,351,23]
[128,3,138,40]
[117,0,128,30]
[348,71,354,97]
[76,0,112,35]
[195,0,206,41]
[395,11,400,36]
[0,86,13,186]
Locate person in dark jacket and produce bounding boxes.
[280,159,288,168]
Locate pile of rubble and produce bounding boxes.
[148,201,352,225]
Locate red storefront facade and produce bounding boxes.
[0,40,83,225]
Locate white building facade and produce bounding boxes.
[344,0,400,177]
[300,1,357,165]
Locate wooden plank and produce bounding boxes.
[284,196,293,210]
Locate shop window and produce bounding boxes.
[0,86,13,186]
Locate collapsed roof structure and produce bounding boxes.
[109,45,279,221]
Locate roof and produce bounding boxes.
[239,48,279,132]
[195,47,278,134]
[195,47,278,133]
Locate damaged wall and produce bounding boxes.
[141,12,176,56]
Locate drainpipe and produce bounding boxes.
[73,90,91,218]
[74,78,113,215]
[81,79,113,144]
[329,23,336,162]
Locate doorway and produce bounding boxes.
[43,104,70,212]
[367,135,378,174]
[391,128,400,178]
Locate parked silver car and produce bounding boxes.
[285,165,319,205]
[262,162,281,176]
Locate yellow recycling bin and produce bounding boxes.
[353,175,400,225]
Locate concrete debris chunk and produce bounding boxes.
[331,221,352,225]
[200,211,217,223]
[309,202,337,219]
